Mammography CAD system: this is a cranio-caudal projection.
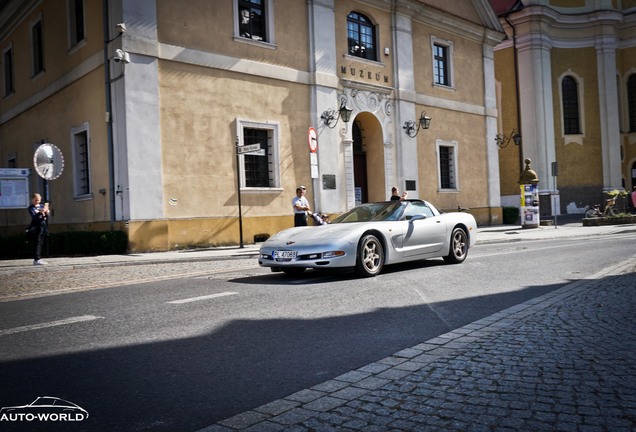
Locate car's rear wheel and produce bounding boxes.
[355,234,384,277]
[443,227,468,264]
[282,267,305,275]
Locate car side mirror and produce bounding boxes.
[407,214,426,222]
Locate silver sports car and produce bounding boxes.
[258,199,477,277]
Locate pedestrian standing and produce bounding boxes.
[27,193,49,265]
[292,186,310,226]
[631,186,636,214]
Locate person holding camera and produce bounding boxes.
[27,193,49,265]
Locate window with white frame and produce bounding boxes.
[31,17,44,76]
[237,120,279,189]
[72,123,91,197]
[432,37,453,87]
[3,46,14,97]
[68,0,85,48]
[235,0,275,44]
[437,140,458,191]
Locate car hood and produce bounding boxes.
[263,224,359,246]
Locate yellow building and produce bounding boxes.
[493,0,636,215]
[0,0,506,251]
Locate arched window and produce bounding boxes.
[562,76,580,134]
[347,12,376,61]
[628,74,636,132]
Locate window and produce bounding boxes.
[69,0,85,48]
[237,120,280,189]
[347,12,376,61]
[437,140,458,191]
[3,46,13,97]
[31,18,44,76]
[432,39,453,87]
[238,0,266,41]
[72,124,91,197]
[628,74,636,133]
[562,75,580,134]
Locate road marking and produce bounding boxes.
[0,315,104,336]
[167,292,238,304]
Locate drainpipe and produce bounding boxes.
[103,0,116,227]
[504,7,523,172]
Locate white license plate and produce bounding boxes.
[273,250,297,259]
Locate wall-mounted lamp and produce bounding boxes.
[403,111,432,138]
[495,129,521,148]
[321,97,353,129]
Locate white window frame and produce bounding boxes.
[30,14,45,78]
[431,36,454,89]
[436,139,459,192]
[232,0,276,48]
[558,69,585,145]
[235,119,281,193]
[68,0,86,50]
[71,122,92,199]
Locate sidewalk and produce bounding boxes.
[1,218,633,274]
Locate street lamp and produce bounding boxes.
[321,97,353,128]
[495,129,521,148]
[403,111,432,137]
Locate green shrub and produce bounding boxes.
[502,206,520,224]
[0,230,128,259]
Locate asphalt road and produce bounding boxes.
[0,233,634,431]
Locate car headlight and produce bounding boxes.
[322,251,345,258]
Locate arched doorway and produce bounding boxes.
[351,112,385,204]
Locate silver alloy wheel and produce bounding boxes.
[356,234,384,276]
[443,228,468,264]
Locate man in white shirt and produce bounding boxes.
[292,186,310,226]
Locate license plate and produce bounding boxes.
[273,250,297,259]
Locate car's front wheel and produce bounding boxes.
[355,234,384,277]
[443,227,468,264]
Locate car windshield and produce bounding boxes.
[331,201,405,223]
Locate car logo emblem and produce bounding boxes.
[286,241,295,245]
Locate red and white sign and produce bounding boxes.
[308,127,318,153]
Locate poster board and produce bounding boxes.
[0,168,31,209]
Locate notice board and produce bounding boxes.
[0,168,31,209]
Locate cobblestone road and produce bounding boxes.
[206,259,636,432]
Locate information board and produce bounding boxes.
[0,168,31,209]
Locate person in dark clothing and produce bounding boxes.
[27,193,49,265]
[390,186,407,201]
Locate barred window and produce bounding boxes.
[237,120,280,190]
[437,141,458,191]
[243,128,270,187]
[72,124,91,197]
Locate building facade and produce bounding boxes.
[493,0,636,216]
[0,0,505,251]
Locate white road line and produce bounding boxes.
[0,315,104,336]
[166,292,238,304]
